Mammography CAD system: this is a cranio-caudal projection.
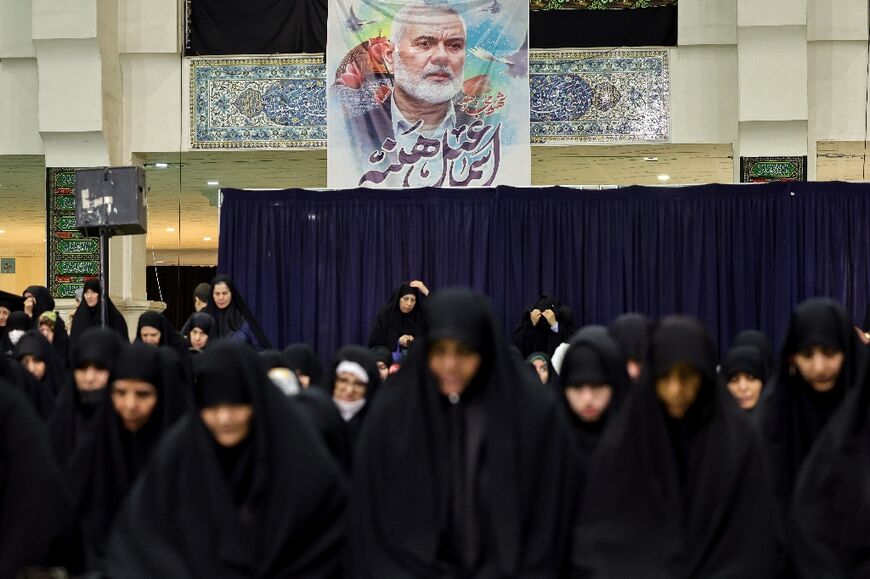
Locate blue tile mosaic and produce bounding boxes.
[190,56,327,149]
[530,49,669,143]
[189,50,669,148]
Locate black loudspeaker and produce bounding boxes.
[75,166,147,236]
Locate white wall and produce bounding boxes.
[0,0,868,168]
[0,59,43,155]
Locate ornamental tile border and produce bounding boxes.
[189,50,670,148]
[529,49,670,144]
[46,168,102,299]
[190,56,327,149]
[530,0,677,9]
[740,156,807,183]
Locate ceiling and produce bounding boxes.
[0,142,758,265]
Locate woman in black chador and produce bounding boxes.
[349,288,578,578]
[328,345,381,445]
[513,293,574,359]
[367,280,429,360]
[283,343,324,388]
[790,331,870,576]
[49,327,124,464]
[106,341,346,578]
[203,274,271,351]
[23,285,71,363]
[557,325,629,480]
[0,383,76,577]
[64,342,188,570]
[69,279,129,344]
[572,316,777,578]
[757,298,862,572]
[607,312,653,383]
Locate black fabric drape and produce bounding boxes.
[219,183,870,364]
[530,6,677,48]
[185,0,328,56]
[185,2,675,55]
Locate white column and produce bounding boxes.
[736,0,808,180]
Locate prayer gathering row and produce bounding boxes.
[0,276,867,577]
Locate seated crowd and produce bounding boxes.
[0,276,867,578]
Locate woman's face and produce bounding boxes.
[200,404,254,447]
[38,323,54,343]
[295,372,311,388]
[84,289,99,308]
[74,363,111,391]
[333,371,367,402]
[399,293,417,314]
[565,384,613,422]
[112,379,158,432]
[532,358,549,384]
[23,293,34,315]
[428,338,482,397]
[213,282,232,310]
[190,327,209,350]
[21,354,46,381]
[655,363,702,419]
[376,360,390,381]
[790,345,845,392]
[139,325,161,346]
[726,372,763,409]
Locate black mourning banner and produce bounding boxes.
[185,0,328,56]
[530,6,677,49]
[185,0,676,56]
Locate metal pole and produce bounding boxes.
[100,227,110,327]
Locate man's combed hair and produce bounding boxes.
[390,2,467,49]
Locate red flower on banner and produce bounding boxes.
[367,36,392,66]
[339,61,365,89]
[463,74,491,97]
[373,84,391,103]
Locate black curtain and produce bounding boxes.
[530,6,677,48]
[184,1,676,56]
[185,0,328,56]
[146,266,217,331]
[218,182,870,365]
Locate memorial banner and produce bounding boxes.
[741,156,807,183]
[327,0,530,188]
[46,168,101,298]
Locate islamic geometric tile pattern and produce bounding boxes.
[190,50,669,148]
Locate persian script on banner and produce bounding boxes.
[327,0,530,188]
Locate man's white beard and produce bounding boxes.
[392,54,464,105]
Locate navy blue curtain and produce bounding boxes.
[218,182,870,364]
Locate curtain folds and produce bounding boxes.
[218,183,870,363]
